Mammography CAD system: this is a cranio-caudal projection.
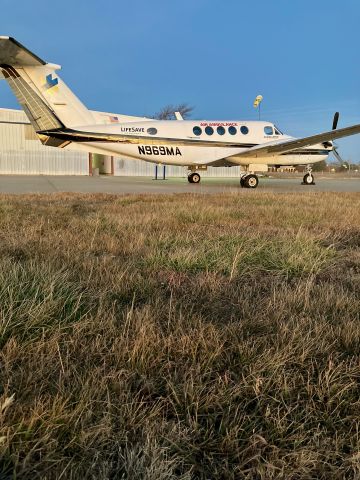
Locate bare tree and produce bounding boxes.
[175,103,194,119]
[153,103,194,120]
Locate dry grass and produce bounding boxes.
[0,191,359,479]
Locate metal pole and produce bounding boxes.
[163,165,166,180]
[155,165,158,180]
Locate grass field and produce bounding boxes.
[0,191,359,479]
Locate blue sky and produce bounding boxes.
[1,0,359,161]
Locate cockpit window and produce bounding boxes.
[274,125,283,135]
[264,126,273,135]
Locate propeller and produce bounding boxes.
[332,146,344,164]
[328,112,345,165]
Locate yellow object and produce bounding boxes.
[253,95,263,108]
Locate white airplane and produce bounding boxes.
[1,36,359,188]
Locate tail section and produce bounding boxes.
[1,64,64,133]
[0,37,95,144]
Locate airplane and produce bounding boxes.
[0,36,359,189]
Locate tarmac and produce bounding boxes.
[0,175,359,194]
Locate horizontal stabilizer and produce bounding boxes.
[0,36,46,66]
[0,36,97,131]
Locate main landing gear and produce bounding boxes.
[240,173,259,189]
[301,166,315,185]
[188,172,201,183]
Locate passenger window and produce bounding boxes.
[240,126,249,135]
[264,126,273,135]
[147,128,158,135]
[193,126,202,136]
[205,126,214,135]
[228,126,237,135]
[217,126,225,135]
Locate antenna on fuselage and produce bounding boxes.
[174,111,184,120]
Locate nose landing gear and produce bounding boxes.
[302,166,315,185]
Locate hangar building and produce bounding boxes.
[0,108,244,177]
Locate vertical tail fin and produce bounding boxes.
[0,37,95,136]
[1,64,64,131]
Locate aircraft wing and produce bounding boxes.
[232,123,360,158]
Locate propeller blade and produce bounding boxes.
[332,146,344,164]
[332,112,340,130]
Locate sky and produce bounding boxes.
[1,0,359,161]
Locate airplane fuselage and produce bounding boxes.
[73,119,330,168]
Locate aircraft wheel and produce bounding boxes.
[243,174,259,189]
[302,173,315,185]
[240,176,246,188]
[188,172,201,184]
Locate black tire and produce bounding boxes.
[188,173,201,184]
[303,173,315,185]
[240,177,245,188]
[243,174,259,189]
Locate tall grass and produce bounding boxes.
[0,191,359,479]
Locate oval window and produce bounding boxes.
[240,126,249,135]
[205,126,214,135]
[228,126,237,135]
[193,126,202,136]
[147,127,157,135]
[217,126,225,135]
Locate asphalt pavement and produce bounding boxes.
[0,175,358,194]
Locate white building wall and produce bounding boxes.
[113,157,242,177]
[0,108,89,175]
